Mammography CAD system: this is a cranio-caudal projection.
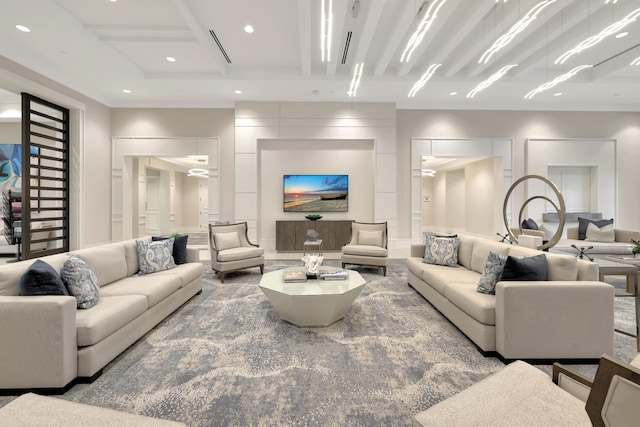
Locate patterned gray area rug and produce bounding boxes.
[2,260,636,426]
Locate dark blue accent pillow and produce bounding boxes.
[152,234,189,264]
[521,218,539,230]
[577,217,613,240]
[19,259,69,296]
[500,254,547,281]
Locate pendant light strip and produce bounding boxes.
[631,56,640,66]
[321,0,333,62]
[348,63,364,97]
[555,8,640,64]
[400,0,449,63]
[408,64,442,97]
[524,65,592,99]
[467,64,518,98]
[479,0,557,64]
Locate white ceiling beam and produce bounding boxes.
[373,1,415,77]
[169,0,226,76]
[397,0,459,77]
[298,0,312,76]
[352,0,385,64]
[326,0,350,76]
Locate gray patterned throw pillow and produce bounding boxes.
[136,238,177,275]
[60,255,100,309]
[476,251,508,295]
[423,233,459,267]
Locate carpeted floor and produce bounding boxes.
[1,259,637,426]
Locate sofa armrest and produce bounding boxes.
[0,296,78,389]
[495,281,614,360]
[411,244,425,258]
[186,246,200,263]
[567,227,579,239]
[553,363,593,402]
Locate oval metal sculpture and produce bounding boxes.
[503,174,566,251]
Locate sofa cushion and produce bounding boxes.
[586,223,615,243]
[99,274,182,308]
[578,217,613,240]
[547,253,579,281]
[477,251,508,295]
[75,295,148,347]
[471,239,509,273]
[75,244,128,287]
[358,230,384,247]
[60,256,100,309]
[19,259,69,296]
[153,235,189,264]
[0,254,69,296]
[507,245,540,258]
[445,283,497,325]
[421,264,481,296]
[144,262,203,288]
[122,239,143,276]
[457,234,476,270]
[501,254,548,281]
[342,244,387,257]
[424,233,459,267]
[217,246,265,262]
[136,238,177,275]
[213,232,241,251]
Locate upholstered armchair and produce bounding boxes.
[341,222,388,276]
[208,222,264,283]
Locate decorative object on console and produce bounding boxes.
[305,214,322,221]
[632,239,640,258]
[302,229,323,277]
[503,174,566,250]
[423,233,459,267]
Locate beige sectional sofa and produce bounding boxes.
[553,226,640,256]
[407,234,615,360]
[0,238,203,392]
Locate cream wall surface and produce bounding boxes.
[396,110,640,240]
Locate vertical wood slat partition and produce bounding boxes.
[21,93,69,260]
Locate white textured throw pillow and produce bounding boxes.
[358,230,383,247]
[585,222,615,243]
[214,232,241,251]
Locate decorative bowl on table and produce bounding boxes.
[305,214,322,221]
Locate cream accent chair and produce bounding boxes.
[415,354,640,426]
[208,222,264,283]
[341,222,388,276]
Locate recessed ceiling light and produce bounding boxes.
[16,24,31,33]
[166,56,176,62]
[449,91,458,96]
[244,25,254,34]
[234,90,242,94]
[553,92,563,96]
[122,89,131,94]
[615,32,628,39]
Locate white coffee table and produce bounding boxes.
[258,266,366,327]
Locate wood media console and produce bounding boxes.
[276,220,353,252]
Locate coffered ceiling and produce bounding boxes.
[1,0,639,111]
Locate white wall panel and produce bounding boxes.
[376,153,396,193]
[235,154,258,193]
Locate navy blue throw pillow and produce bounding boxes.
[521,218,539,230]
[19,259,69,296]
[577,217,613,240]
[152,234,189,264]
[500,254,547,281]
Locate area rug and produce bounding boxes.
[2,260,637,426]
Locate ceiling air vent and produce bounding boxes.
[341,31,352,64]
[209,29,232,64]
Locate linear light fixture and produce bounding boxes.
[479,0,557,64]
[555,8,640,64]
[408,64,442,97]
[400,0,449,63]
[524,65,592,99]
[348,63,364,97]
[466,64,518,98]
[605,0,619,4]
[631,56,640,66]
[321,0,333,62]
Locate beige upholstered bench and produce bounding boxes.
[0,393,185,426]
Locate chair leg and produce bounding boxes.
[341,262,346,269]
[382,266,387,276]
[259,264,264,275]
[220,272,226,283]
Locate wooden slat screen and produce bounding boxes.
[21,93,69,259]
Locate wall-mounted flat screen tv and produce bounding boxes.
[283,174,348,212]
